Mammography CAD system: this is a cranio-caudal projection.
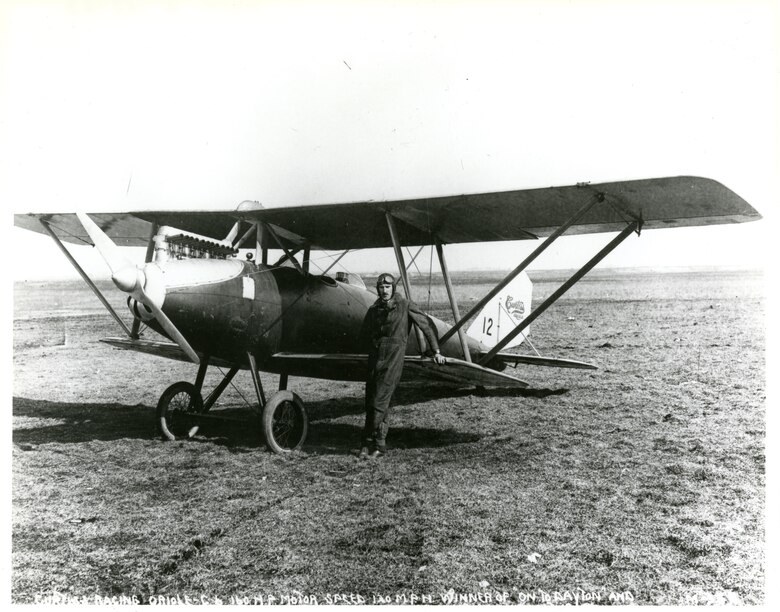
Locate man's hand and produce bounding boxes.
[432,351,446,365]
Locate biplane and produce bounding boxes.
[14,176,760,453]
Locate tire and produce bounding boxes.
[156,381,203,441]
[262,391,308,453]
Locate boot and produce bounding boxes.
[369,442,386,458]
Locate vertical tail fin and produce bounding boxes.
[466,271,533,349]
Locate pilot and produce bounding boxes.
[360,272,446,459]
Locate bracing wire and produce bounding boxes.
[45,220,95,246]
[215,365,255,409]
[248,249,359,277]
[405,246,425,277]
[497,300,542,357]
[304,250,359,279]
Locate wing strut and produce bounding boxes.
[385,212,428,353]
[439,192,605,346]
[434,238,471,362]
[257,222,268,264]
[479,218,641,365]
[39,219,134,338]
[233,223,256,249]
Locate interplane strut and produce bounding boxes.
[40,219,134,338]
[439,193,605,346]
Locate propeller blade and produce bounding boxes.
[76,212,136,280]
[143,296,201,365]
[76,212,200,365]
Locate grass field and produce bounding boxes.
[12,267,765,605]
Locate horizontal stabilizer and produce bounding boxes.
[492,352,597,370]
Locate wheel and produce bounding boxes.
[261,391,308,453]
[156,381,203,441]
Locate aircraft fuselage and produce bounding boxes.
[144,260,478,375]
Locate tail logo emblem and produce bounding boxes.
[505,295,525,322]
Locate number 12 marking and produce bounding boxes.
[482,317,493,336]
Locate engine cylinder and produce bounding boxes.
[127,296,155,321]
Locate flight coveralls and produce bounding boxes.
[361,294,440,450]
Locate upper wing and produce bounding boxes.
[14,212,157,247]
[14,176,760,249]
[238,176,759,249]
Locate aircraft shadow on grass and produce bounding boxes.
[13,397,163,446]
[12,385,567,452]
[391,385,569,404]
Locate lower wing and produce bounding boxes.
[102,338,588,383]
[267,353,529,388]
[100,337,236,369]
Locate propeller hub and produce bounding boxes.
[140,263,166,310]
[112,266,140,293]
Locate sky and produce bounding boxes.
[1,0,776,281]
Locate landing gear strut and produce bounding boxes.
[156,354,309,453]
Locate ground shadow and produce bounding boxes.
[394,385,568,404]
[12,397,269,448]
[13,385,563,450]
[305,396,365,421]
[186,405,485,455]
[304,421,482,455]
[304,386,569,421]
[13,397,162,445]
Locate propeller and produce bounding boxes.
[76,213,200,364]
